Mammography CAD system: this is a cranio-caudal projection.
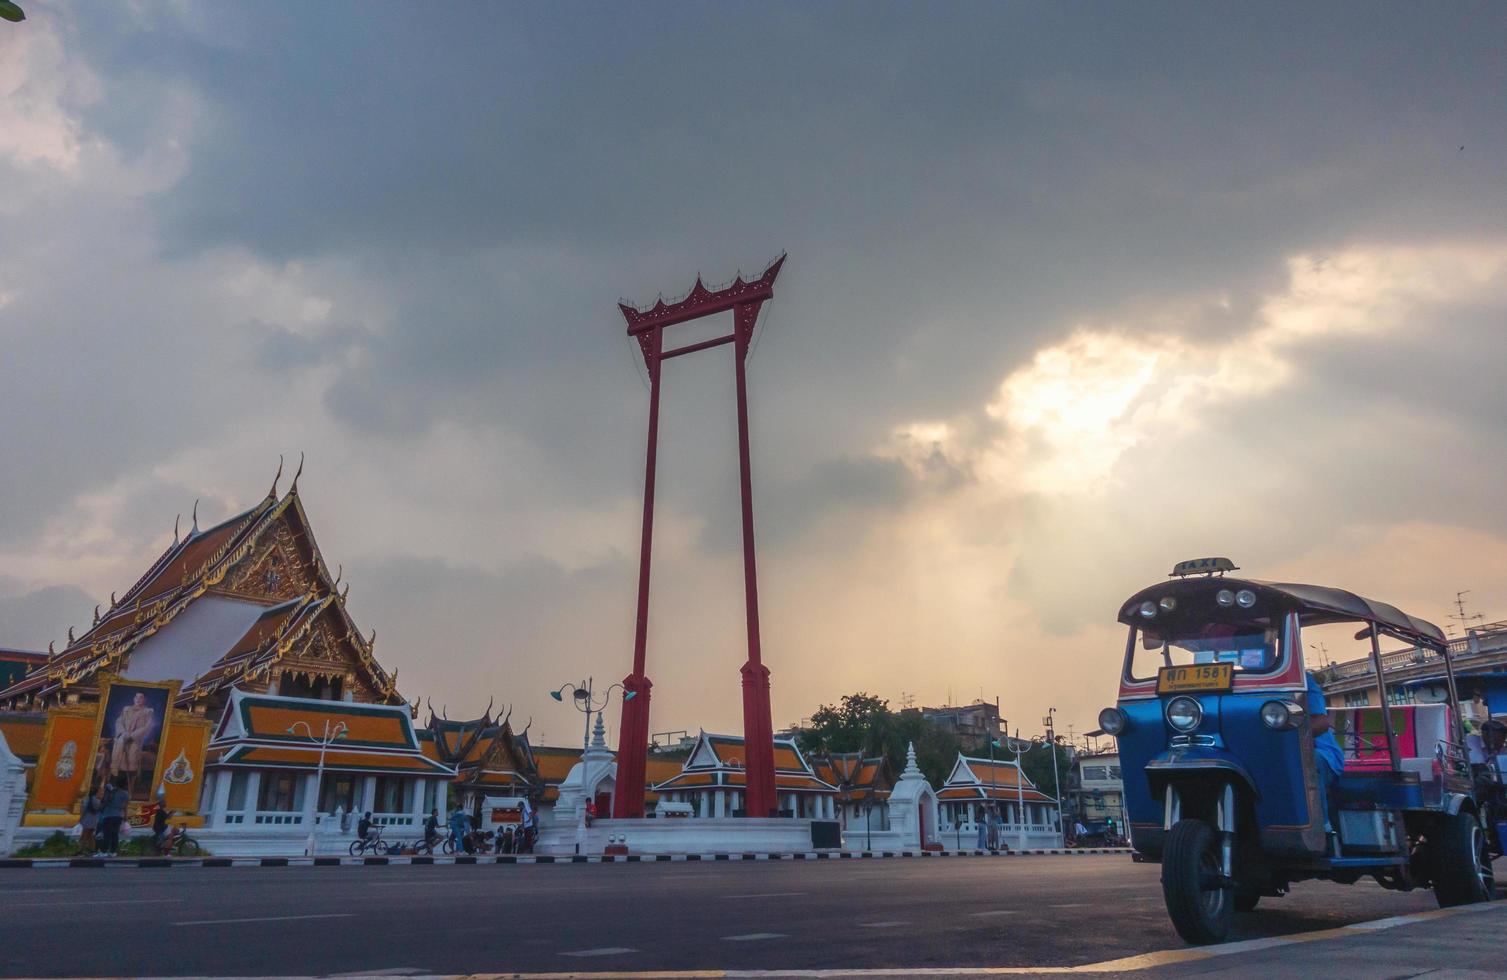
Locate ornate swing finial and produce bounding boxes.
[48,641,55,658]
[110,590,117,607]
[290,451,305,492]
[190,499,199,535]
[67,626,75,644]
[268,454,284,498]
[93,604,101,625]
[333,564,342,588]
[173,514,180,544]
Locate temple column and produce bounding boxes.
[244,771,262,822]
[410,778,426,829]
[210,771,232,829]
[301,772,319,832]
[361,775,377,816]
[714,790,727,819]
[437,781,449,824]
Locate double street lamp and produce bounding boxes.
[286,719,348,857]
[549,678,637,751]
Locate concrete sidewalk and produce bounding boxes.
[1090,900,1507,978]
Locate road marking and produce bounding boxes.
[1048,903,1091,908]
[8,898,184,908]
[174,912,356,926]
[723,892,804,899]
[858,921,910,928]
[967,909,1019,917]
[723,933,787,942]
[560,947,639,957]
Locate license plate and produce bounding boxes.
[1158,663,1234,694]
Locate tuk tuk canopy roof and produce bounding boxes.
[1119,578,1447,649]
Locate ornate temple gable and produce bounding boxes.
[1,471,401,711]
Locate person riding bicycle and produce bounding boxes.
[357,811,379,848]
[423,807,439,847]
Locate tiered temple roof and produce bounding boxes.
[651,732,838,795]
[210,690,455,777]
[810,751,893,804]
[0,472,403,713]
[937,755,1056,804]
[418,704,538,794]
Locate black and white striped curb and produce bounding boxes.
[0,847,1130,869]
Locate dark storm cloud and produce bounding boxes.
[103,0,1504,478]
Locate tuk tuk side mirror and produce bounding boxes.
[1142,633,1164,651]
[1354,626,1373,642]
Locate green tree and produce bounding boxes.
[797,692,963,790]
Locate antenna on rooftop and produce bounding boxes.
[1450,590,1484,639]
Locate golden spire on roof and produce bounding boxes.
[268,454,284,498]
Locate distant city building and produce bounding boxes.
[1069,750,1124,828]
[906,700,1005,750]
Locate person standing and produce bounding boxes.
[79,791,101,856]
[152,805,171,852]
[98,781,128,855]
[448,807,471,854]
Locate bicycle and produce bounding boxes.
[158,827,202,857]
[349,828,388,856]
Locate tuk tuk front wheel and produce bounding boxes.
[1161,818,1233,944]
[1233,886,1260,913]
[1433,811,1496,908]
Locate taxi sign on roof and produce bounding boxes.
[1170,557,1238,578]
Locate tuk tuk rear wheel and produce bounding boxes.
[1161,818,1232,944]
[1233,886,1260,913]
[1433,811,1496,908]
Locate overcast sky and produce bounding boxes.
[3,3,1506,745]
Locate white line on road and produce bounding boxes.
[723,933,787,941]
[967,909,1019,917]
[1048,903,1090,908]
[722,892,804,899]
[6,898,184,908]
[560,947,638,957]
[174,912,356,926]
[857,921,909,928]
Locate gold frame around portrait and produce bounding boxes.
[84,675,182,805]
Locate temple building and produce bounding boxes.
[648,732,840,819]
[0,471,446,854]
[936,754,1063,848]
[418,703,539,824]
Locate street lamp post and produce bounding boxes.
[550,679,637,854]
[1006,734,1030,850]
[286,719,348,857]
[1045,708,1066,846]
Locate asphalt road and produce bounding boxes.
[0,855,1468,977]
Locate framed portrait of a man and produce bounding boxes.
[89,678,179,802]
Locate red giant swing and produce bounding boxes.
[613,256,786,821]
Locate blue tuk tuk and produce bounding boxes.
[1099,558,1501,944]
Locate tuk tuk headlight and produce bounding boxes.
[1215,589,1235,607]
[1158,596,1177,612]
[1260,699,1304,731]
[1235,589,1257,609]
[1166,696,1203,733]
[1138,600,1157,619]
[1098,707,1127,736]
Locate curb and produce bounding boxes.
[0,847,1131,869]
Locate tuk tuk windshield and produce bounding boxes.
[1129,618,1281,682]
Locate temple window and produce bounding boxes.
[227,771,249,812]
[258,772,302,812]
[373,776,411,813]
[320,775,357,814]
